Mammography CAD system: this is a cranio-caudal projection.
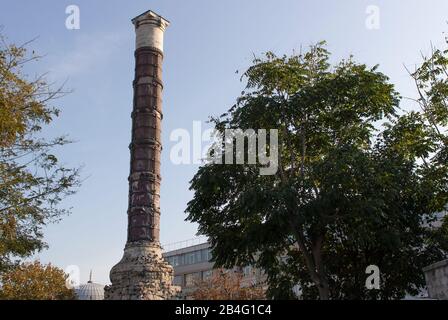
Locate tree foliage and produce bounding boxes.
[0,260,76,300]
[186,42,448,299]
[0,33,80,271]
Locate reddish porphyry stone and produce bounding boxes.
[128,46,164,243]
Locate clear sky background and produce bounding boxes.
[1,0,448,285]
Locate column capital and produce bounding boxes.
[132,10,170,52]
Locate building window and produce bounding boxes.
[185,272,201,287]
[179,254,185,266]
[202,270,213,280]
[185,252,196,265]
[201,248,212,262]
[167,248,212,267]
[167,255,180,267]
[185,274,193,287]
[195,250,202,263]
[173,275,183,286]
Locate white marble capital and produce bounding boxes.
[132,10,170,52]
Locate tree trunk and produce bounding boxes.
[291,225,330,300]
[317,277,330,300]
[312,234,329,300]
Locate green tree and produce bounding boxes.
[0,261,76,300]
[409,36,448,188]
[186,43,448,299]
[0,34,80,272]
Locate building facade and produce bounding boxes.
[163,241,266,299]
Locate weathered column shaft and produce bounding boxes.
[127,44,164,243]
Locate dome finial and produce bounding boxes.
[88,269,93,283]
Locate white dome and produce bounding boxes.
[75,281,105,300]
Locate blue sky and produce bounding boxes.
[1,0,448,285]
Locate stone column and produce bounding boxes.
[104,10,180,300]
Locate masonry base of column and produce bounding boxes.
[104,241,181,300]
[423,259,448,300]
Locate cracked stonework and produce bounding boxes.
[105,242,180,300]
